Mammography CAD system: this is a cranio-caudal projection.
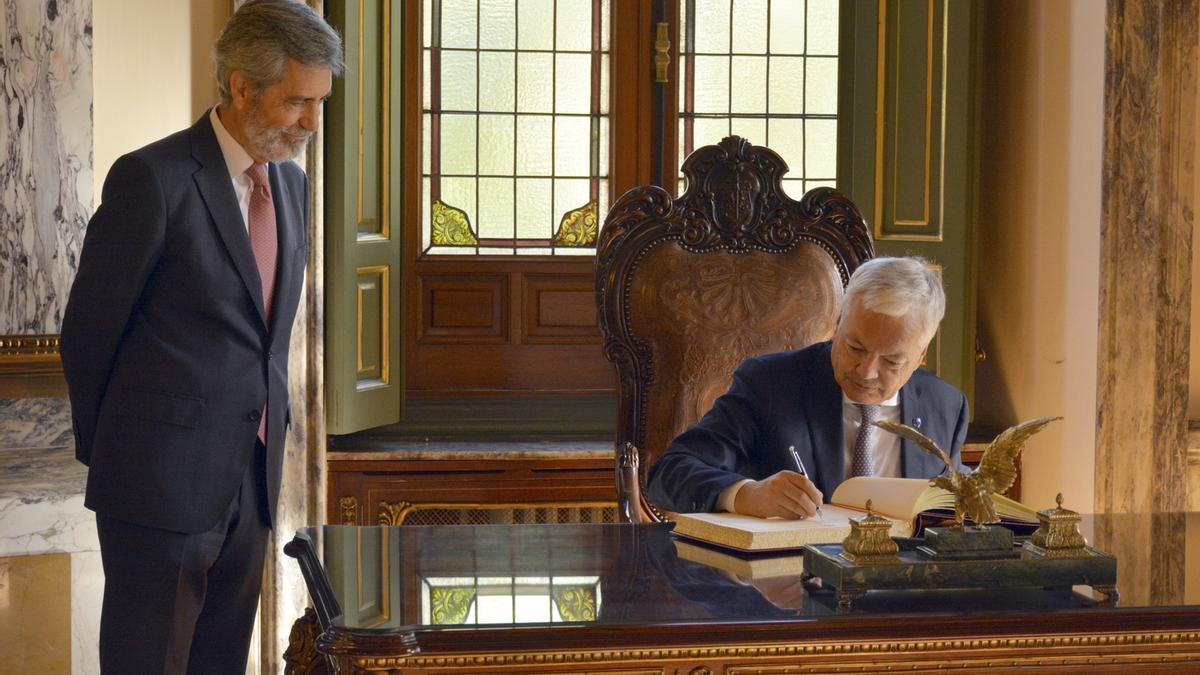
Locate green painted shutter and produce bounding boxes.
[325,1,404,433]
[840,0,981,404]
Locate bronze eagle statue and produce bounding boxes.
[871,416,1062,527]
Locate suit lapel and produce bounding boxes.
[802,344,845,491]
[268,164,296,339]
[898,383,928,477]
[191,113,268,327]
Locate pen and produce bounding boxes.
[787,445,822,519]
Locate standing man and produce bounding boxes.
[646,257,969,519]
[60,1,342,671]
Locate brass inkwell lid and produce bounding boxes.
[840,500,900,564]
[1023,493,1091,559]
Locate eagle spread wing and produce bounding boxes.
[871,420,958,478]
[977,416,1062,494]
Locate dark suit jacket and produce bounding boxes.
[645,341,969,513]
[61,112,307,534]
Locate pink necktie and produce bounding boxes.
[245,163,277,444]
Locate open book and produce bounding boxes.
[671,476,1039,552]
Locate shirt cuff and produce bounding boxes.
[717,479,753,513]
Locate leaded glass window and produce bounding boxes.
[422,576,602,624]
[678,0,839,198]
[422,0,611,256]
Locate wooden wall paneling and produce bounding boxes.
[522,274,602,343]
[418,275,508,343]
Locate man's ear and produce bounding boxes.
[918,343,929,365]
[229,71,251,110]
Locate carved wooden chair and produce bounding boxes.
[595,136,873,523]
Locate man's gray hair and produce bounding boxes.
[215,0,345,105]
[841,256,946,344]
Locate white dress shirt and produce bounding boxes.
[209,106,256,233]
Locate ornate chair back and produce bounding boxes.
[596,136,873,522]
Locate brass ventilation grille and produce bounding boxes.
[377,501,617,527]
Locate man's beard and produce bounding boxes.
[244,97,311,162]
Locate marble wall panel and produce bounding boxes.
[0,0,93,334]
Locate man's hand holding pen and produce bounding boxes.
[731,445,824,519]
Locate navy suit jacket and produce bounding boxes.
[645,341,969,513]
[61,112,308,534]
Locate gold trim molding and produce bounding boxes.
[332,630,1200,670]
[0,334,61,358]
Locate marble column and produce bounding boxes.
[0,0,92,335]
[1094,0,1196,604]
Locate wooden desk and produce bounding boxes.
[285,515,1200,673]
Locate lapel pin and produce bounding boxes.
[912,417,923,430]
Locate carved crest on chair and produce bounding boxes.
[596,136,873,524]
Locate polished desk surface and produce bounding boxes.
[293,514,1200,672]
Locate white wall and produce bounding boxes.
[975,0,1103,511]
[93,0,227,206]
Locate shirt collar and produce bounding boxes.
[209,105,256,181]
[842,391,900,408]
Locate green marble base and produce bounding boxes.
[803,538,1118,610]
[916,525,1019,560]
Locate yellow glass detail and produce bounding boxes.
[432,199,478,246]
[552,200,598,247]
[430,586,476,625]
[552,585,596,622]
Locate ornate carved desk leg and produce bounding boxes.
[283,607,328,674]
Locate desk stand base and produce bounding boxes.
[802,538,1118,611]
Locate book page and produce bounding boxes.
[829,477,950,519]
[672,506,912,552]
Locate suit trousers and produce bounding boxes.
[96,441,271,674]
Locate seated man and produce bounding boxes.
[646,256,968,518]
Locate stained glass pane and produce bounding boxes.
[423,50,432,108]
[517,52,554,113]
[693,56,730,114]
[730,0,767,53]
[478,115,515,174]
[441,50,478,111]
[480,52,516,112]
[768,56,804,115]
[441,0,477,49]
[692,117,730,152]
[425,0,608,255]
[693,0,730,53]
[516,115,553,175]
[440,114,477,174]
[480,0,516,49]
[770,0,805,55]
[441,176,477,220]
[479,178,516,238]
[731,117,765,145]
[554,179,589,231]
[517,178,553,238]
[807,0,840,56]
[782,177,804,200]
[805,57,838,116]
[768,118,804,173]
[554,117,590,176]
[599,53,610,114]
[805,119,837,178]
[517,0,554,50]
[679,0,839,193]
[556,0,592,51]
[423,113,432,174]
[730,56,766,114]
[555,53,591,114]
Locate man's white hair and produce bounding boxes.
[841,256,946,344]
